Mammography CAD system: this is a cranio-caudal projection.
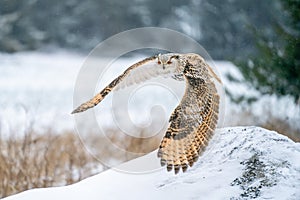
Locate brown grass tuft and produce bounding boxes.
[0,130,97,198]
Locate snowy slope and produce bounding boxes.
[4,126,300,200]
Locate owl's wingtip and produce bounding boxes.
[71,106,85,114]
[71,102,94,114]
[71,108,79,114]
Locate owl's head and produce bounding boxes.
[157,53,180,68]
[157,53,183,74]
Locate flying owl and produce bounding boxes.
[72,53,222,174]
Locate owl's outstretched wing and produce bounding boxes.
[157,65,220,174]
[72,55,172,114]
[115,58,178,91]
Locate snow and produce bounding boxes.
[0,51,83,135]
[1,51,299,138]
[3,126,300,200]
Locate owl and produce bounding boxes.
[72,53,222,174]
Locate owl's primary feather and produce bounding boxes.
[72,53,221,174]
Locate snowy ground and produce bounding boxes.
[3,126,300,200]
[0,51,299,138]
[0,51,82,135]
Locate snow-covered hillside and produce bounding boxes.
[4,126,300,200]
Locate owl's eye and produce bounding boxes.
[157,61,161,65]
[167,61,172,64]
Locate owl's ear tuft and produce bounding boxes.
[171,55,179,59]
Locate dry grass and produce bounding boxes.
[0,130,97,198]
[261,117,300,142]
[0,126,162,198]
[86,128,163,164]
[224,109,300,142]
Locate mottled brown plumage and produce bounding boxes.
[72,53,221,174]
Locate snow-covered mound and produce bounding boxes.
[4,126,300,200]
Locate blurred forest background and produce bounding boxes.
[0,0,289,57]
[0,0,299,198]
